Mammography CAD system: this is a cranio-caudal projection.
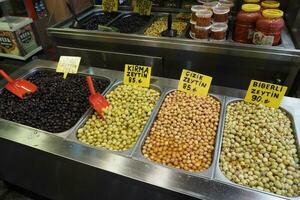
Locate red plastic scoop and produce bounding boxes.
[86,76,109,117]
[0,69,37,99]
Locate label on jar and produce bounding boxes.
[124,64,152,88]
[56,56,81,79]
[244,80,287,108]
[102,0,118,12]
[253,31,274,46]
[133,0,152,16]
[178,69,212,96]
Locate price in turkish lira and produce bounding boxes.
[178,69,212,96]
[102,0,118,12]
[133,0,152,16]
[244,80,287,108]
[124,64,151,88]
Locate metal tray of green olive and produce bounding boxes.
[0,67,115,138]
[214,97,300,199]
[131,88,226,179]
[66,81,164,157]
[142,13,189,38]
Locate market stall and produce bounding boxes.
[0,59,299,200]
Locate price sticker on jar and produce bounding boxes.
[124,64,152,88]
[178,69,212,96]
[102,0,118,12]
[244,80,287,108]
[133,0,152,16]
[56,56,81,79]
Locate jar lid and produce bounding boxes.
[190,19,196,25]
[191,5,208,12]
[262,9,284,18]
[261,1,280,8]
[203,1,220,10]
[211,23,228,32]
[213,6,230,15]
[242,4,261,12]
[244,0,260,3]
[219,0,234,8]
[195,25,211,30]
[195,9,213,18]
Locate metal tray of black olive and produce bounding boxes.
[0,68,113,137]
[71,11,121,30]
[108,13,154,34]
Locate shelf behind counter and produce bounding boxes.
[48,6,300,95]
[0,59,299,200]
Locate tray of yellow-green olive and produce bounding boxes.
[66,81,162,157]
[215,97,300,198]
[131,88,226,179]
[143,15,189,38]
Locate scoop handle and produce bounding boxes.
[86,76,96,95]
[0,70,14,83]
[167,13,172,31]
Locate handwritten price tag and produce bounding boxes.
[133,0,152,16]
[102,0,118,12]
[244,80,287,108]
[56,56,81,79]
[124,64,151,88]
[177,69,212,96]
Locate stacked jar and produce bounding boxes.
[190,5,213,40]
[261,0,280,11]
[234,4,261,43]
[190,4,229,41]
[253,9,285,46]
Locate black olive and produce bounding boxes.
[0,70,110,133]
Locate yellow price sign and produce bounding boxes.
[133,0,152,16]
[56,56,81,79]
[124,64,151,88]
[102,0,118,12]
[177,69,212,96]
[244,80,287,108]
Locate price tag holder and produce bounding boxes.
[124,64,151,88]
[56,56,81,79]
[177,69,212,96]
[102,0,118,12]
[244,80,287,108]
[133,0,152,16]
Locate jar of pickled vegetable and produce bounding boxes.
[195,9,213,26]
[253,9,284,46]
[261,1,280,10]
[243,0,260,4]
[234,4,261,43]
[194,25,211,40]
[211,23,228,40]
[191,5,207,21]
[213,6,230,23]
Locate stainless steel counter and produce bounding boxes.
[0,59,299,200]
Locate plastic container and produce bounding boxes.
[190,19,197,34]
[203,1,219,10]
[253,9,284,46]
[0,16,38,56]
[261,1,280,10]
[194,25,211,39]
[195,9,213,26]
[191,5,208,21]
[219,0,234,11]
[211,23,228,40]
[213,6,230,23]
[233,4,261,43]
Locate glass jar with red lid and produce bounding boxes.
[261,1,280,10]
[253,9,284,46]
[233,4,261,43]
